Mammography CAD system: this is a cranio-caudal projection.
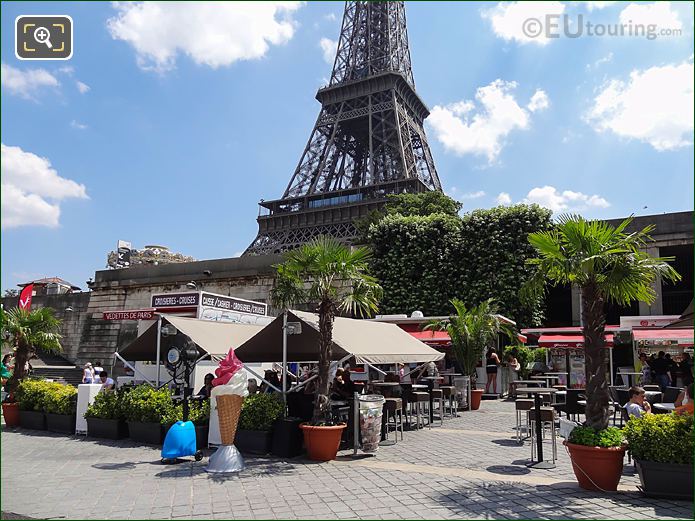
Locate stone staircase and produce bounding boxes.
[31,352,83,387]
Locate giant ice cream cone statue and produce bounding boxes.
[205,348,248,474]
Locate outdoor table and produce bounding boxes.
[516,387,558,469]
[619,372,643,387]
[644,391,662,405]
[372,382,400,398]
[440,373,461,385]
[653,402,675,412]
[411,384,428,389]
[544,372,569,385]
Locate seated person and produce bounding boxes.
[260,370,281,394]
[247,378,258,394]
[196,373,214,398]
[674,384,693,415]
[330,368,347,400]
[625,386,651,418]
[99,370,115,392]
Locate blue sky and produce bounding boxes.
[2,1,693,292]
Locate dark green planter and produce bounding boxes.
[19,410,46,430]
[127,421,164,445]
[87,418,128,440]
[635,459,694,500]
[235,429,273,455]
[46,413,76,434]
[195,425,208,450]
[272,417,304,458]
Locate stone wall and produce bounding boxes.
[0,292,91,364]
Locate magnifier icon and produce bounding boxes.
[33,26,53,49]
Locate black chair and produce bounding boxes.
[564,389,586,421]
[663,387,682,403]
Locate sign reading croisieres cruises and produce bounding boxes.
[150,291,269,325]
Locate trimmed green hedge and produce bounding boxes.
[366,204,552,327]
[239,394,284,431]
[624,413,693,464]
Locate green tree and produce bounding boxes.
[1,307,62,394]
[271,237,382,422]
[425,299,514,400]
[523,215,680,431]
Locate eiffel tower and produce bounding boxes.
[245,0,441,255]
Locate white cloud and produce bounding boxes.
[76,80,90,94]
[324,13,337,22]
[1,144,88,229]
[586,60,694,151]
[586,52,613,71]
[461,190,486,199]
[1,63,59,100]
[527,89,549,112]
[319,37,338,64]
[579,1,617,11]
[496,192,512,206]
[619,2,682,31]
[70,120,88,130]
[481,1,565,45]
[523,185,610,213]
[428,79,549,162]
[107,2,304,72]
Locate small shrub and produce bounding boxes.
[16,380,60,412]
[161,398,210,426]
[623,413,693,464]
[85,388,126,420]
[239,394,284,431]
[121,384,173,424]
[568,426,624,448]
[44,384,77,415]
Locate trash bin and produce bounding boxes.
[359,395,385,453]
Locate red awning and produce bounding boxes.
[409,331,451,344]
[633,329,693,345]
[539,333,614,348]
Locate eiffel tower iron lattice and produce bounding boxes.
[244,0,442,256]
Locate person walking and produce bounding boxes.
[81,362,94,384]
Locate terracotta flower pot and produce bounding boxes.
[299,423,346,461]
[2,402,20,426]
[564,441,626,491]
[470,389,484,410]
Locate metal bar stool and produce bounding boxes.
[409,391,430,429]
[383,398,404,442]
[440,386,457,417]
[528,407,557,463]
[430,389,444,426]
[515,399,534,443]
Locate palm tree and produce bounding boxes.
[271,237,382,422]
[523,215,680,431]
[1,307,62,394]
[426,299,514,402]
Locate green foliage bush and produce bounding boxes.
[623,413,693,464]
[84,387,127,420]
[16,380,59,412]
[239,394,284,431]
[121,384,174,424]
[568,426,624,448]
[161,398,210,426]
[44,384,77,415]
[366,204,552,327]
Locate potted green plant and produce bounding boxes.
[564,425,626,491]
[272,237,382,461]
[426,299,514,410]
[85,387,129,439]
[162,399,210,450]
[524,215,680,491]
[1,307,62,427]
[624,413,693,499]
[122,384,172,444]
[45,382,78,434]
[235,394,285,455]
[16,379,53,430]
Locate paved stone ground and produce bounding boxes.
[2,399,692,520]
